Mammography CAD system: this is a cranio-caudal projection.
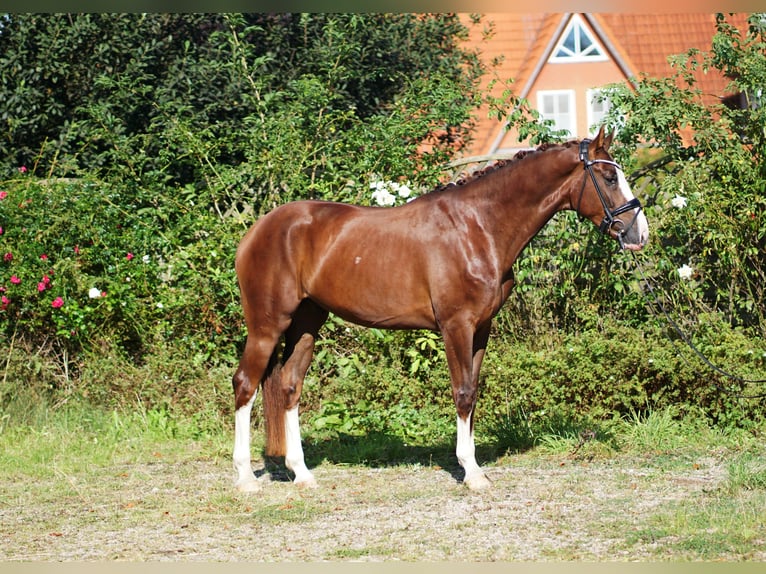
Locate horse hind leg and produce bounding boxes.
[232,334,281,493]
[275,300,328,487]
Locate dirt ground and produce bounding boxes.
[3,449,760,562]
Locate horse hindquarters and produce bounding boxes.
[233,248,328,490]
[232,212,301,491]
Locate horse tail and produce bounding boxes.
[262,353,287,457]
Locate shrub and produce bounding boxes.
[480,315,766,432]
[0,177,243,364]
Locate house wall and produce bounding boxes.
[536,58,627,135]
[497,58,627,152]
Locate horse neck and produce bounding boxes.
[467,150,577,268]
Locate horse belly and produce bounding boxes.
[305,237,437,330]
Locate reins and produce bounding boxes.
[577,142,766,398]
[626,249,766,399]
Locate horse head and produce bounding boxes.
[574,127,649,251]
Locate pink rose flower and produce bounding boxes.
[51,297,64,308]
[10,275,20,284]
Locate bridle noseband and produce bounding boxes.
[578,139,643,249]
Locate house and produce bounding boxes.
[460,13,751,158]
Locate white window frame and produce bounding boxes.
[537,89,577,137]
[549,14,608,64]
[586,88,610,134]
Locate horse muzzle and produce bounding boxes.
[609,208,649,251]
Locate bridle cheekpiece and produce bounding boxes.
[578,139,643,250]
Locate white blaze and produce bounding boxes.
[617,170,649,246]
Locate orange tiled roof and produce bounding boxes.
[462,12,562,153]
[462,13,751,156]
[596,13,746,96]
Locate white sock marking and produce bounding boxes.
[285,405,315,485]
[456,412,482,478]
[233,393,257,486]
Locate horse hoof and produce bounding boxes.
[235,479,262,493]
[464,473,492,491]
[294,476,318,489]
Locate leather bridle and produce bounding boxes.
[577,139,643,250]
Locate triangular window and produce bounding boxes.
[549,14,607,63]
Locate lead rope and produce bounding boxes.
[627,249,766,399]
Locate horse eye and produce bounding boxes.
[604,173,618,186]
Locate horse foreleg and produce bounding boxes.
[443,320,492,490]
[456,410,491,490]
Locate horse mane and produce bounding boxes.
[440,139,580,191]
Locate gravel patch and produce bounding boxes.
[3,451,755,562]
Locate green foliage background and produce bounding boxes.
[1,13,765,446]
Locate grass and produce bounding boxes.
[1,400,765,561]
[0,400,231,483]
[726,452,766,492]
[637,492,766,559]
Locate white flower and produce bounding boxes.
[88,287,102,299]
[678,264,694,280]
[156,302,164,309]
[371,187,396,207]
[671,195,687,209]
[393,181,412,198]
[370,179,413,206]
[142,254,151,264]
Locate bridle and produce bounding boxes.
[577,139,643,250]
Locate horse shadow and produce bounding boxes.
[256,429,524,485]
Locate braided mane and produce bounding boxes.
[443,139,580,190]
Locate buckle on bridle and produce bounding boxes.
[579,139,591,164]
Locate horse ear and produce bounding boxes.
[593,125,606,149]
[603,130,614,151]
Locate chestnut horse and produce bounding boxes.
[232,128,649,492]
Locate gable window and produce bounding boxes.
[549,14,607,63]
[537,90,576,137]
